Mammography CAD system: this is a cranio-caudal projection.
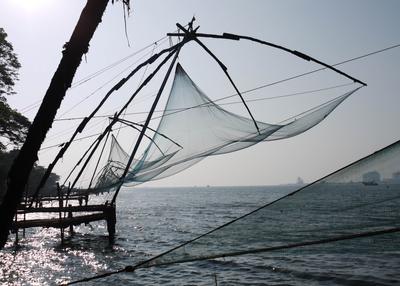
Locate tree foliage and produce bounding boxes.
[0,150,60,202]
[0,100,30,151]
[0,27,30,151]
[0,27,58,200]
[0,27,21,98]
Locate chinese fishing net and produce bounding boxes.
[93,64,360,191]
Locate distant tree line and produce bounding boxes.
[0,150,60,201]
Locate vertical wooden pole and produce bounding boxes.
[68,204,73,235]
[14,213,18,246]
[111,45,183,205]
[106,204,116,245]
[58,183,64,244]
[23,190,27,238]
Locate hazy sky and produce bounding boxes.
[0,0,399,187]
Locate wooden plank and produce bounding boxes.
[21,195,88,203]
[12,213,106,230]
[17,204,110,214]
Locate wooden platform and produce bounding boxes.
[17,204,109,214]
[12,203,116,244]
[13,213,106,229]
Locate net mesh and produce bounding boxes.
[94,64,359,189]
[134,139,400,268]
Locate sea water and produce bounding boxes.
[0,186,399,285]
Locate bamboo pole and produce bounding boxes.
[110,43,183,205]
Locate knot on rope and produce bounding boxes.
[125,265,135,272]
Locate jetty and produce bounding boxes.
[12,195,116,245]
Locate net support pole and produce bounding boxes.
[88,131,111,190]
[63,45,184,203]
[29,43,183,207]
[111,118,166,156]
[105,203,116,244]
[167,31,367,86]
[113,117,183,148]
[110,44,184,205]
[176,24,261,134]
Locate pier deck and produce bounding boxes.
[12,202,116,244]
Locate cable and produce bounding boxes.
[58,48,157,119]
[43,118,108,145]
[17,34,171,114]
[39,83,352,151]
[42,82,351,151]
[54,42,400,123]
[68,26,188,89]
[115,43,158,138]
[70,37,169,88]
[41,42,400,150]
[54,82,354,122]
[19,100,42,113]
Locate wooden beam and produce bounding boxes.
[12,213,107,230]
[17,204,110,214]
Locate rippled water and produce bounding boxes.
[1,186,399,285]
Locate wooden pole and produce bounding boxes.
[14,213,18,246]
[68,204,74,235]
[0,0,110,249]
[29,43,181,206]
[176,24,260,134]
[110,45,183,205]
[23,188,27,238]
[105,204,116,244]
[64,46,181,200]
[58,183,64,244]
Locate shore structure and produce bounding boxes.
[12,191,116,245]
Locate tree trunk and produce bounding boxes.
[0,0,109,249]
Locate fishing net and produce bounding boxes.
[94,64,359,189]
[133,139,400,269]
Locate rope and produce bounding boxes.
[51,41,399,125]
[115,43,157,139]
[58,48,156,119]
[38,41,400,152]
[70,37,169,88]
[80,42,400,125]
[31,42,187,204]
[54,79,354,122]
[40,82,353,151]
[19,39,399,116]
[68,27,189,88]
[38,43,400,149]
[63,226,400,285]
[18,35,171,114]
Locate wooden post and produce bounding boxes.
[14,213,18,246]
[57,183,64,244]
[68,204,73,235]
[22,216,25,238]
[23,191,27,238]
[105,204,116,244]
